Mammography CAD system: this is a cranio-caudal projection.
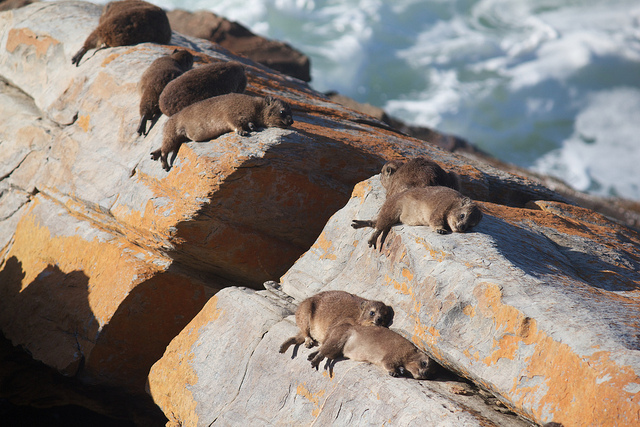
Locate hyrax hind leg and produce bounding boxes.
[279,333,305,354]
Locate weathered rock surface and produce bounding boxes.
[2,2,639,426]
[167,9,311,82]
[278,176,640,425]
[148,286,529,427]
[149,173,640,426]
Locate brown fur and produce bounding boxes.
[352,186,483,249]
[279,291,394,354]
[308,324,435,379]
[381,157,460,198]
[71,0,172,66]
[137,49,194,136]
[158,61,247,117]
[151,93,294,171]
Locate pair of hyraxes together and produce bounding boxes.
[280,290,435,380]
[71,0,294,171]
[352,157,484,248]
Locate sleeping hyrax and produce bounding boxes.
[352,186,483,249]
[137,49,194,136]
[308,324,435,380]
[150,93,294,171]
[279,290,394,354]
[158,61,247,116]
[381,157,460,198]
[71,0,171,66]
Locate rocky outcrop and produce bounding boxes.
[1,2,639,426]
[148,286,529,427]
[149,175,640,426]
[166,9,311,82]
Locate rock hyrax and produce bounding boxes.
[150,93,294,171]
[381,157,460,198]
[158,61,247,116]
[137,49,194,136]
[352,186,483,249]
[279,290,394,354]
[308,324,435,380]
[71,0,172,66]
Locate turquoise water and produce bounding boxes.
[117,0,640,200]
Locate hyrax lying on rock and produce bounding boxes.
[71,0,171,66]
[158,61,247,116]
[137,49,194,136]
[352,186,483,249]
[151,93,294,171]
[308,324,435,380]
[381,157,460,198]
[279,290,394,354]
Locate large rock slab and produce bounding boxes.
[278,175,640,426]
[148,286,529,427]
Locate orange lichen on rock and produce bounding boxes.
[296,382,325,417]
[148,295,223,427]
[0,196,212,390]
[6,28,59,57]
[473,282,640,425]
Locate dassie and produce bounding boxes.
[137,49,194,136]
[158,61,247,116]
[71,0,172,66]
[308,324,435,380]
[279,290,394,354]
[150,93,294,171]
[381,157,460,198]
[352,186,483,249]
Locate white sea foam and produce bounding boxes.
[87,0,640,200]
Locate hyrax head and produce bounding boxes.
[263,96,294,128]
[403,353,435,380]
[380,160,402,190]
[358,300,394,327]
[170,49,194,69]
[448,198,483,233]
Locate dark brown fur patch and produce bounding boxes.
[158,61,247,116]
[72,0,171,66]
[137,49,194,136]
[381,157,460,198]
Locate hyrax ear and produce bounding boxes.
[172,48,179,54]
[264,96,275,105]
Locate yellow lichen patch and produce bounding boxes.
[296,383,325,417]
[5,200,163,325]
[313,232,337,260]
[473,282,640,425]
[77,114,90,132]
[351,180,372,202]
[6,28,59,57]
[463,305,476,317]
[415,237,448,262]
[148,296,223,427]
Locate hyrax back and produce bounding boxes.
[352,186,483,249]
[151,93,294,171]
[137,49,194,136]
[158,61,247,116]
[71,0,172,66]
[279,290,394,354]
[308,324,435,380]
[381,157,460,198]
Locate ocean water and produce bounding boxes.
[114,0,640,200]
